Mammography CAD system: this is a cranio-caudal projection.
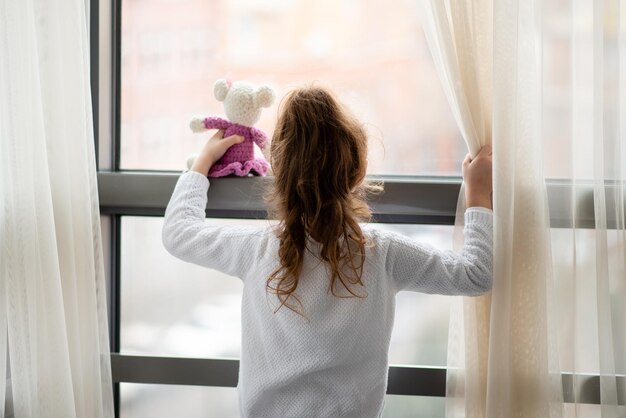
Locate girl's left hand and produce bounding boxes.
[190,130,245,175]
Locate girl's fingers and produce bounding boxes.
[463,153,472,167]
[224,135,245,146]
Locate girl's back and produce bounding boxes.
[163,86,493,417]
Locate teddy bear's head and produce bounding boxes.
[214,79,275,127]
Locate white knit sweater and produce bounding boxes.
[162,171,493,418]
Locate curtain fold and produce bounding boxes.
[489,0,563,415]
[589,0,624,415]
[420,0,492,156]
[557,1,625,416]
[0,0,114,417]
[419,1,493,416]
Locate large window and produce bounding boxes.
[95,1,614,417]
[107,3,466,412]
[119,0,464,174]
[118,0,584,179]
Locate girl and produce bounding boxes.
[163,86,493,418]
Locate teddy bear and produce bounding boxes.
[189,79,276,177]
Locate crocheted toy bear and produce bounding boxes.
[189,79,275,177]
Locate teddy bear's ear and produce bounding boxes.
[255,85,276,108]
[214,79,230,102]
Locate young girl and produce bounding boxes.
[163,86,493,418]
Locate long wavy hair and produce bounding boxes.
[267,86,380,314]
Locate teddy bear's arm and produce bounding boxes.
[250,127,268,149]
[203,116,232,130]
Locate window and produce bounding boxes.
[95,1,611,417]
[119,0,465,174]
[120,384,240,418]
[118,0,588,178]
[97,0,462,408]
[121,216,454,366]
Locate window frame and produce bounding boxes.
[92,1,623,416]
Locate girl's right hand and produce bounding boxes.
[190,129,245,176]
[462,145,493,209]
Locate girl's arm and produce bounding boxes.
[162,170,267,278]
[384,144,493,295]
[163,131,264,277]
[382,208,493,295]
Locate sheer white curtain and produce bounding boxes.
[419,1,494,416]
[422,0,625,416]
[0,0,113,417]
[487,0,563,416]
[550,0,626,416]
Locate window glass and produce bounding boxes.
[550,228,626,375]
[120,383,445,418]
[120,0,464,174]
[120,216,454,366]
[122,217,626,373]
[119,0,619,178]
[120,384,239,418]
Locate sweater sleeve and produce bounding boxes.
[162,171,266,279]
[383,208,493,295]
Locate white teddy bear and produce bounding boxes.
[189,79,275,177]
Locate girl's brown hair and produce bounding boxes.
[267,86,380,314]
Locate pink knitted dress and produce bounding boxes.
[202,116,270,177]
